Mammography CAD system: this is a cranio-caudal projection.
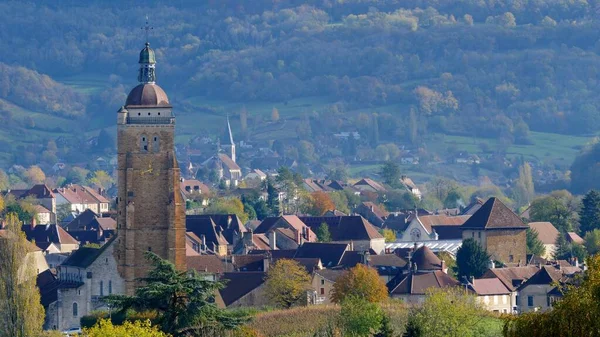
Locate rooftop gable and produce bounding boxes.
[461,197,526,230]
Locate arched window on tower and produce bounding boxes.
[141,135,148,152]
[153,136,159,152]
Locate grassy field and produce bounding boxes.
[426,131,593,167]
[53,75,594,181]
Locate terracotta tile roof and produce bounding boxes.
[417,215,471,233]
[82,186,110,203]
[218,153,241,171]
[370,254,407,268]
[314,269,345,282]
[219,272,265,306]
[303,179,324,192]
[461,198,484,215]
[186,243,200,256]
[471,278,511,295]
[54,185,100,204]
[187,255,226,274]
[359,202,389,219]
[389,270,460,295]
[566,232,584,244]
[298,215,384,241]
[354,178,386,192]
[22,224,79,247]
[401,176,418,190]
[481,266,539,291]
[253,234,271,250]
[180,179,211,195]
[33,204,51,213]
[519,266,573,289]
[528,222,559,245]
[25,184,55,199]
[461,197,527,229]
[410,246,443,271]
[93,217,116,231]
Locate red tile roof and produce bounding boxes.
[461,197,527,229]
[528,222,559,245]
[471,278,511,295]
[218,153,241,171]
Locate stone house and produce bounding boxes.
[528,222,559,260]
[354,202,389,227]
[47,239,124,331]
[401,176,422,200]
[22,223,79,254]
[180,178,211,206]
[387,245,458,303]
[400,214,470,242]
[4,184,57,223]
[352,178,386,193]
[311,269,344,305]
[254,215,317,249]
[54,184,110,214]
[299,215,386,254]
[460,197,528,265]
[517,265,579,313]
[481,265,540,312]
[469,278,513,313]
[216,272,268,308]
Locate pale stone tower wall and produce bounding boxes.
[114,43,186,295]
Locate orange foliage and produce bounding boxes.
[310,191,336,216]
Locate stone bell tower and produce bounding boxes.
[114,41,186,294]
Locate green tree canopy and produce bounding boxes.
[315,223,332,243]
[380,161,402,188]
[105,252,244,336]
[526,228,546,257]
[455,238,490,279]
[579,190,600,234]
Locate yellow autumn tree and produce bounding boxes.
[265,259,311,308]
[331,264,388,304]
[0,213,45,337]
[84,319,170,337]
[24,165,45,184]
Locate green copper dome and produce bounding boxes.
[139,42,156,64]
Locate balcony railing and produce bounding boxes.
[126,117,174,125]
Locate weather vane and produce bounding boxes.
[141,15,153,43]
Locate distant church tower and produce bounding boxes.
[115,41,186,294]
[221,116,236,162]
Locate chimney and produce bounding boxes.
[441,260,447,274]
[227,216,232,227]
[412,262,418,273]
[263,252,271,272]
[433,230,439,241]
[470,276,475,285]
[574,257,579,268]
[488,259,495,269]
[243,230,253,246]
[362,251,371,266]
[268,231,277,250]
[370,205,374,212]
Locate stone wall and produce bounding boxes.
[115,109,186,294]
[486,229,527,264]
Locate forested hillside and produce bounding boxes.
[1,0,599,182]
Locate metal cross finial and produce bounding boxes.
[141,15,153,43]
